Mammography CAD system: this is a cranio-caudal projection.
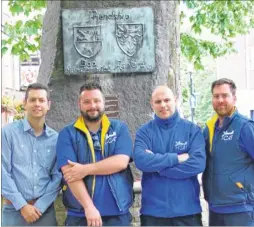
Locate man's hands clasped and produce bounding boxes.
[20,204,41,224]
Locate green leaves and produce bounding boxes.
[181,0,254,70]
[183,0,199,9]
[181,33,235,70]
[1,47,8,56]
[9,2,23,15]
[8,0,46,16]
[2,0,46,60]
[2,0,254,66]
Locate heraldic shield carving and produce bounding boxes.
[116,23,143,57]
[73,26,102,58]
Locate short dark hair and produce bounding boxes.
[79,82,102,95]
[211,78,237,95]
[25,83,50,101]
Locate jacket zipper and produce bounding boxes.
[107,176,123,212]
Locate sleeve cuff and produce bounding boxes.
[34,200,49,214]
[168,153,179,167]
[12,197,27,211]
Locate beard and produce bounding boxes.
[214,105,234,117]
[80,109,104,122]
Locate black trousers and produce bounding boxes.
[140,213,202,226]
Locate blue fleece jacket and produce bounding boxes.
[134,111,206,218]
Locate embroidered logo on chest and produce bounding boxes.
[105,131,117,144]
[221,130,234,141]
[175,141,187,151]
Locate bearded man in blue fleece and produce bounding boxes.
[134,85,206,226]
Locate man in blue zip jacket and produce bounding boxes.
[203,78,254,226]
[56,82,133,226]
[134,85,206,226]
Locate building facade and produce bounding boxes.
[1,1,41,125]
[216,29,254,119]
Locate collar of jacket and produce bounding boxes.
[206,107,237,152]
[73,114,110,198]
[154,110,180,128]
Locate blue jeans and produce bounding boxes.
[2,203,57,226]
[140,213,202,226]
[65,212,132,226]
[209,210,254,226]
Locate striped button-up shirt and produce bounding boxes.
[1,119,62,213]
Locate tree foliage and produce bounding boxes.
[181,0,254,70]
[1,0,46,61]
[179,0,254,125]
[2,0,254,67]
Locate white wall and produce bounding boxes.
[216,30,254,118]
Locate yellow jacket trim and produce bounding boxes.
[100,115,110,157]
[206,114,218,152]
[206,107,236,152]
[73,114,111,197]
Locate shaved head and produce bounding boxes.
[151,85,175,102]
[151,85,176,119]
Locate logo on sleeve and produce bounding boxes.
[175,141,188,151]
[105,132,117,144]
[221,130,234,141]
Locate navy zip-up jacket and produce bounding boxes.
[203,110,254,213]
[134,111,206,218]
[56,115,134,213]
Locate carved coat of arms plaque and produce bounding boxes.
[62,7,155,74]
[116,24,143,57]
[73,26,102,58]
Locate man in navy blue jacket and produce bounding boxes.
[203,78,254,226]
[56,82,133,226]
[134,85,206,226]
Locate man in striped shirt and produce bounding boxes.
[1,83,62,226]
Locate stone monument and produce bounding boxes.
[38,0,180,141]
